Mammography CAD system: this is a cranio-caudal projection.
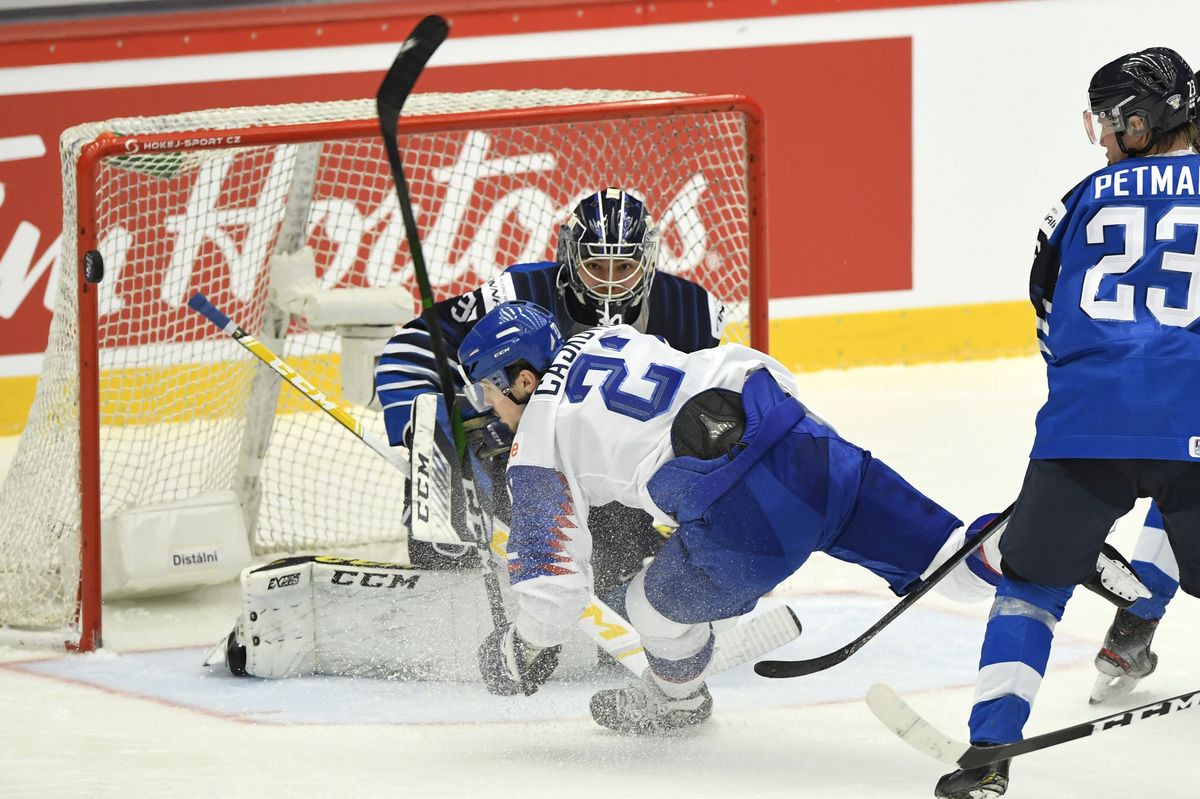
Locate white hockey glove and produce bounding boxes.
[1084,543,1152,608]
[478,623,561,696]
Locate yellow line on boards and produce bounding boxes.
[0,376,38,436]
[767,300,1037,373]
[0,301,1039,435]
[0,353,348,435]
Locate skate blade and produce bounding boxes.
[1089,671,1139,705]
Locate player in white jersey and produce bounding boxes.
[457,301,1008,733]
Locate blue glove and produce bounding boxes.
[477,623,561,696]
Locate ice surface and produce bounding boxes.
[1,356,1195,798]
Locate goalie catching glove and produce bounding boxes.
[478,623,561,696]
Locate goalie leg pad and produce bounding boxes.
[213,555,599,680]
[222,556,319,679]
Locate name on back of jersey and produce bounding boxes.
[1093,161,1200,200]
[534,329,600,399]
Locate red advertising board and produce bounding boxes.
[0,34,910,360]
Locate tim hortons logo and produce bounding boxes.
[0,130,718,328]
[0,134,57,320]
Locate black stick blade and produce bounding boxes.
[376,15,449,126]
[754,653,842,678]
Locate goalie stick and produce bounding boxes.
[374,17,512,635]
[754,504,1014,679]
[866,682,1200,769]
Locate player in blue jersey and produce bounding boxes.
[374,188,726,594]
[459,301,1010,733]
[937,48,1200,799]
[1090,72,1200,707]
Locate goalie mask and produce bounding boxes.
[556,188,661,326]
[1084,48,1198,155]
[458,301,564,411]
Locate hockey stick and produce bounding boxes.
[375,16,511,633]
[711,604,803,673]
[486,512,804,675]
[866,682,1200,769]
[576,595,801,676]
[187,292,409,475]
[579,598,802,677]
[754,503,1014,678]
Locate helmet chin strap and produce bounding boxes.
[500,381,531,406]
[1116,122,1158,157]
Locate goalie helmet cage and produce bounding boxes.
[0,89,766,651]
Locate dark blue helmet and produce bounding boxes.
[458,301,564,410]
[1085,48,1198,151]
[556,188,660,326]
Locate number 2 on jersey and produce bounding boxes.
[564,352,684,421]
[1082,205,1200,326]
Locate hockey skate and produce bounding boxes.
[935,757,1009,799]
[589,671,712,735]
[1090,608,1160,705]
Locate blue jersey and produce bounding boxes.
[374,262,727,446]
[1029,151,1200,461]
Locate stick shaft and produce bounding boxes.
[755,503,1014,678]
[188,292,408,474]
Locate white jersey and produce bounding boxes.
[504,325,799,646]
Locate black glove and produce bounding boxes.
[477,623,561,696]
[459,404,514,461]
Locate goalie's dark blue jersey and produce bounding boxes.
[375,261,727,446]
[1029,151,1200,461]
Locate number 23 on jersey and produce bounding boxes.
[1081,204,1200,327]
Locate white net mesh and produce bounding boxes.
[0,89,761,642]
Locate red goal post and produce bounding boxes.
[0,89,766,651]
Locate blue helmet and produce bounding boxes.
[458,301,564,409]
[556,188,660,326]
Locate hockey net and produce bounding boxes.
[0,89,766,649]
